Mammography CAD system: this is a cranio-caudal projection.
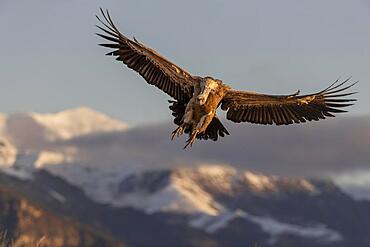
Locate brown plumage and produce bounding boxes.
[96,9,357,148]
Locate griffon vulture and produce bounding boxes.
[96,9,357,148]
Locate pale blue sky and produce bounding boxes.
[0,0,369,125]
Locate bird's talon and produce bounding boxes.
[183,130,199,149]
[171,126,184,140]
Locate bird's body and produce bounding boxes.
[96,9,357,148]
[171,76,230,147]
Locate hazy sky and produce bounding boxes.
[0,0,369,125]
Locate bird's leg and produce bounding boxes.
[196,111,215,133]
[171,107,193,140]
[183,111,214,149]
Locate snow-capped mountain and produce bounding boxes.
[111,165,319,214]
[112,166,370,246]
[2,162,370,246]
[3,106,127,145]
[5,157,354,246]
[29,106,128,141]
[107,166,343,243]
[0,106,129,172]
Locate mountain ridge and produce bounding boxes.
[1,155,370,246]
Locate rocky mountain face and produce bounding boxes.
[0,184,125,247]
[1,107,370,247]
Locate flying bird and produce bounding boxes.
[96,9,357,148]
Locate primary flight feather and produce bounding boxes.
[96,9,357,148]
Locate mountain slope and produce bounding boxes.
[0,186,125,247]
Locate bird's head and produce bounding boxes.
[197,76,222,105]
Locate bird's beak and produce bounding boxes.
[198,86,212,105]
[197,95,206,105]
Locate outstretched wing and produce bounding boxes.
[221,78,357,125]
[96,9,196,103]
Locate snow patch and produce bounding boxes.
[0,152,40,180]
[44,163,135,205]
[190,209,342,244]
[243,171,318,194]
[244,212,342,244]
[0,166,33,180]
[332,169,370,187]
[35,149,77,168]
[48,189,66,203]
[111,172,224,215]
[0,139,17,167]
[174,165,237,194]
[195,165,237,177]
[331,169,370,200]
[0,113,8,134]
[190,210,245,233]
[244,171,277,192]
